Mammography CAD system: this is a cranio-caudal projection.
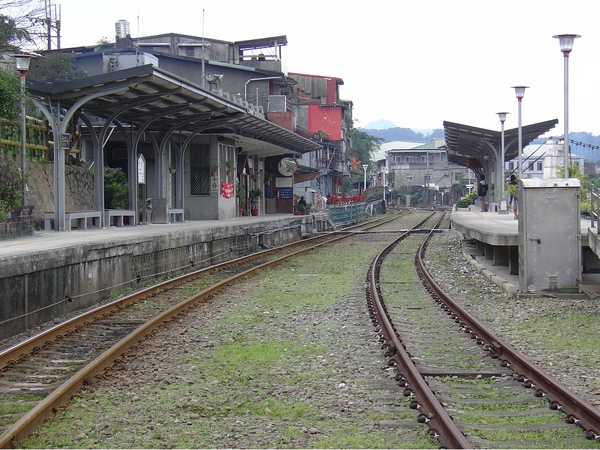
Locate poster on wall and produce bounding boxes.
[221,181,234,198]
[211,175,219,192]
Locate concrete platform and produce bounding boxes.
[451,206,600,296]
[0,213,330,340]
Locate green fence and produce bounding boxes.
[327,203,366,225]
[0,117,51,161]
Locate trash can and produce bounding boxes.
[151,198,168,224]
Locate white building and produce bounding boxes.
[505,138,584,179]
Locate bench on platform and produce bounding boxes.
[168,208,184,223]
[44,210,102,231]
[104,209,136,227]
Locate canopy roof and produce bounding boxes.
[443,119,558,167]
[28,64,321,156]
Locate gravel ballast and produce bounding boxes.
[17,228,600,448]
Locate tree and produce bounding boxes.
[0,66,21,120]
[0,13,29,52]
[348,128,382,189]
[349,128,382,168]
[27,52,86,83]
[0,1,47,51]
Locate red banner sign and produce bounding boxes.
[221,181,234,198]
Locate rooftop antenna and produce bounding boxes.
[136,11,140,66]
[201,9,206,88]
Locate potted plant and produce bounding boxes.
[249,187,262,216]
[294,198,312,215]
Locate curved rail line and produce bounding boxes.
[367,215,600,447]
[0,209,416,449]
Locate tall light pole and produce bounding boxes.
[14,54,32,205]
[497,112,509,210]
[382,166,387,201]
[512,86,528,179]
[362,164,368,193]
[554,33,580,178]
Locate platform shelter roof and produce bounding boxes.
[27,64,322,157]
[443,119,558,168]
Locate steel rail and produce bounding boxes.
[0,210,407,371]
[416,238,600,441]
[367,212,472,448]
[0,210,411,448]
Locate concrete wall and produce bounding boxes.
[24,161,95,228]
[0,214,329,340]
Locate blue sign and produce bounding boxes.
[279,187,293,199]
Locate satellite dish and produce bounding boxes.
[278,157,298,176]
[205,73,215,83]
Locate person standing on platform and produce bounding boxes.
[509,174,518,219]
[477,174,488,212]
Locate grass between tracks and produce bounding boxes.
[18,240,435,449]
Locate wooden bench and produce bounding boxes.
[168,208,184,223]
[104,209,136,227]
[44,210,102,231]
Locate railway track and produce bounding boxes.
[4,208,598,448]
[0,209,417,448]
[368,213,600,448]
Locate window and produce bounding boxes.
[405,156,410,163]
[421,156,426,163]
[406,173,413,182]
[190,143,211,195]
[424,175,431,184]
[528,162,534,171]
[455,173,462,182]
[219,143,235,183]
[536,161,543,171]
[185,47,195,57]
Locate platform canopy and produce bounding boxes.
[27,63,322,156]
[443,119,558,169]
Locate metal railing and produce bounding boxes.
[0,116,51,161]
[591,187,600,234]
[327,203,366,226]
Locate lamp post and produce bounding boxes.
[553,34,580,178]
[512,86,528,179]
[14,54,32,205]
[497,111,509,210]
[382,166,387,201]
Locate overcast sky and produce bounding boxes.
[53,0,600,136]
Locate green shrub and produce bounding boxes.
[580,201,591,216]
[104,167,129,209]
[0,162,22,219]
[456,191,477,208]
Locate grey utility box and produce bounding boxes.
[518,178,581,293]
[151,197,168,224]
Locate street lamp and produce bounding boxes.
[553,33,580,178]
[14,54,32,205]
[497,111,509,210]
[512,86,528,179]
[362,164,368,193]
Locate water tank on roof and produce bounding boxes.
[115,20,130,38]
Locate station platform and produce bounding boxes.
[451,206,600,295]
[0,213,330,340]
[0,214,301,260]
